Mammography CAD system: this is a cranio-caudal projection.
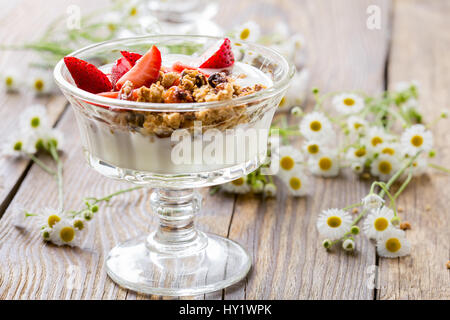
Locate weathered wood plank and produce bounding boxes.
[225,0,392,300]
[377,0,450,300]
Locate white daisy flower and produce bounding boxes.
[346,146,368,163]
[72,217,88,234]
[347,116,368,135]
[394,80,419,93]
[40,226,53,241]
[20,104,49,131]
[308,150,340,177]
[235,21,261,42]
[316,208,353,240]
[35,207,64,229]
[370,154,400,181]
[263,183,277,197]
[41,128,64,151]
[400,124,433,156]
[273,145,304,177]
[361,194,385,210]
[1,131,36,157]
[300,112,334,142]
[2,68,21,92]
[401,98,419,112]
[222,176,251,194]
[332,93,365,114]
[303,140,327,157]
[365,127,391,154]
[410,156,428,176]
[350,161,365,174]
[342,238,355,251]
[281,168,310,197]
[278,69,310,109]
[376,228,411,258]
[378,142,401,157]
[363,206,395,240]
[50,219,79,247]
[29,71,55,95]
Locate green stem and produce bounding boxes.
[89,186,143,205]
[428,163,450,174]
[393,169,413,201]
[27,154,56,176]
[352,208,368,226]
[342,202,362,211]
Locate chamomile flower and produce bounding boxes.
[278,69,309,109]
[222,176,251,194]
[263,183,277,197]
[40,226,52,241]
[50,219,79,247]
[370,154,400,181]
[346,146,368,163]
[303,140,326,157]
[20,104,49,131]
[376,228,411,258]
[365,127,391,154]
[378,142,401,157]
[308,150,340,177]
[400,124,433,156]
[281,168,310,197]
[316,208,353,240]
[363,206,395,240]
[273,145,304,177]
[29,72,54,95]
[409,156,428,176]
[35,207,64,229]
[41,128,64,151]
[350,161,365,174]
[332,93,365,114]
[1,131,37,157]
[361,194,385,210]
[342,238,355,251]
[235,21,261,42]
[300,112,334,142]
[2,68,21,92]
[347,116,368,135]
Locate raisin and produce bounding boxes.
[163,87,194,103]
[208,72,227,88]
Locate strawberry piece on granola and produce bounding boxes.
[172,62,210,77]
[110,57,132,89]
[116,45,162,90]
[198,38,234,69]
[64,57,113,94]
[120,51,143,66]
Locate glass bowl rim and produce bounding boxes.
[53,34,295,112]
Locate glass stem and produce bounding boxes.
[147,188,207,254]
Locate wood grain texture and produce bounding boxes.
[377,0,450,300]
[224,0,392,300]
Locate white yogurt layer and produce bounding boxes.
[77,54,274,175]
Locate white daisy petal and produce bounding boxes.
[281,168,310,197]
[20,104,49,131]
[370,154,400,181]
[316,208,353,240]
[364,127,392,155]
[222,176,251,194]
[361,194,385,210]
[235,21,261,42]
[400,124,433,156]
[332,93,365,114]
[300,112,334,142]
[347,116,368,135]
[308,150,339,177]
[50,219,79,247]
[376,228,411,258]
[273,145,304,177]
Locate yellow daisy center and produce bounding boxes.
[73,220,84,231]
[381,147,395,155]
[343,98,355,106]
[47,215,61,228]
[319,157,332,171]
[310,121,322,132]
[289,177,302,190]
[385,238,401,253]
[60,227,75,243]
[129,7,137,16]
[410,135,423,147]
[279,96,286,107]
[5,76,13,86]
[354,148,366,157]
[374,217,389,231]
[34,79,44,91]
[371,136,383,146]
[378,161,392,175]
[354,123,363,130]
[240,28,250,40]
[231,177,245,186]
[327,216,342,228]
[307,144,319,154]
[280,156,295,171]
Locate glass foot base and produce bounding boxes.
[105,233,251,296]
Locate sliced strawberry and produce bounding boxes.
[120,51,143,66]
[198,38,234,69]
[64,57,112,94]
[97,91,119,99]
[110,57,132,89]
[116,45,162,90]
[172,61,210,77]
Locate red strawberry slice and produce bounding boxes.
[97,91,119,99]
[171,61,210,77]
[120,51,143,66]
[198,38,234,69]
[64,57,112,94]
[110,57,132,89]
[116,45,162,90]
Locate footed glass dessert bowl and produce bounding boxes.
[54,35,293,296]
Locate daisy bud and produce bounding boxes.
[440,110,448,118]
[40,227,52,240]
[391,216,401,226]
[84,211,94,221]
[91,205,99,213]
[312,88,319,94]
[322,239,332,249]
[350,226,360,235]
[291,106,302,116]
[342,238,355,251]
[252,180,264,193]
[264,183,277,197]
[428,150,436,158]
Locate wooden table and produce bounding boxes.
[0,0,448,300]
